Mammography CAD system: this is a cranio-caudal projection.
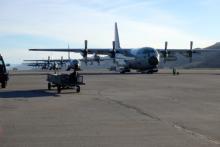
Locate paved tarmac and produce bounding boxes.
[0,69,220,147]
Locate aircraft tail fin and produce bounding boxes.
[114,22,121,49]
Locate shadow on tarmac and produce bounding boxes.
[80,72,220,76]
[0,89,59,98]
[80,72,154,75]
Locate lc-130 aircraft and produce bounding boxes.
[29,23,220,73]
[23,56,81,71]
[23,54,107,71]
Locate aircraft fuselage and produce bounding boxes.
[117,47,160,72]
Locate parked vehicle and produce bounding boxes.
[0,55,8,88]
[47,71,85,94]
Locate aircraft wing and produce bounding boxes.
[29,48,133,55]
[24,59,70,62]
[23,61,47,66]
[157,48,220,56]
[29,48,114,55]
[157,48,220,52]
[24,60,50,62]
[156,47,220,63]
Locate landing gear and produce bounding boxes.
[119,68,130,74]
[1,81,6,88]
[120,71,125,74]
[140,71,153,74]
[139,69,158,74]
[57,85,61,94]
[48,83,51,90]
[76,86,80,93]
[147,70,154,74]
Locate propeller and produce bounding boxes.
[188,41,193,63]
[163,41,168,63]
[83,40,88,65]
[60,56,64,67]
[68,44,70,60]
[47,56,51,68]
[111,41,116,63]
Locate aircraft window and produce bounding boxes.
[0,60,3,65]
[136,48,156,56]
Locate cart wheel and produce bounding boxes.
[1,81,6,88]
[57,85,61,94]
[76,86,80,93]
[48,83,51,90]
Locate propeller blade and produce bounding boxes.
[189,41,193,63]
[61,56,64,67]
[164,41,168,63]
[84,40,88,65]
[47,56,50,67]
[85,40,88,50]
[112,41,116,63]
[68,44,70,60]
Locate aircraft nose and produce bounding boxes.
[148,56,159,66]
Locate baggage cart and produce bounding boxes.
[47,73,85,93]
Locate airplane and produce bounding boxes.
[29,22,220,74]
[23,55,105,71]
[24,58,81,71]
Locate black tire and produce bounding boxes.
[57,85,61,94]
[48,83,51,90]
[147,71,153,74]
[76,86,80,93]
[1,81,6,88]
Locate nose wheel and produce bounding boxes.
[76,86,80,93]
[1,81,7,88]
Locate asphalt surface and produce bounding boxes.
[0,69,220,147]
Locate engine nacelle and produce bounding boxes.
[94,54,101,64]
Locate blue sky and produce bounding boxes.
[0,0,220,63]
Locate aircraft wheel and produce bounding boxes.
[48,83,51,90]
[147,70,153,74]
[120,71,125,74]
[57,85,61,94]
[76,86,80,93]
[1,81,6,88]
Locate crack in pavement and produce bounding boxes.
[95,95,220,145]
[109,98,161,121]
[173,123,220,145]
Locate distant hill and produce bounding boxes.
[204,42,220,49]
[193,42,220,68]
[160,42,220,69]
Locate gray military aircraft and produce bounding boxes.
[29,23,220,73]
[23,56,81,71]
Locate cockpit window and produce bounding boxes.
[0,60,3,65]
[136,48,156,57]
